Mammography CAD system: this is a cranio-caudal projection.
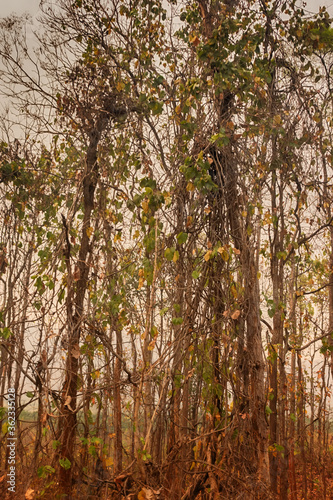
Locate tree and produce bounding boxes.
[1,0,333,498]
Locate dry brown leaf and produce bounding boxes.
[71,344,80,359]
[64,395,74,411]
[231,310,241,320]
[25,488,35,500]
[190,35,200,46]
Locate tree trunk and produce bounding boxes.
[59,127,100,494]
[114,327,123,474]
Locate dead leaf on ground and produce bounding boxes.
[25,488,35,500]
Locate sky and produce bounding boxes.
[0,0,40,18]
[0,0,333,18]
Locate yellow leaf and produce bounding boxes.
[263,211,272,225]
[163,191,172,205]
[138,277,145,289]
[2,422,8,435]
[105,457,113,467]
[86,226,93,238]
[186,182,195,192]
[173,250,179,263]
[148,340,156,351]
[142,200,149,213]
[217,246,229,261]
[138,490,146,500]
[273,114,281,126]
[175,104,181,115]
[204,250,212,261]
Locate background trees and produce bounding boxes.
[1,0,333,498]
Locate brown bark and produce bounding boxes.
[297,350,307,500]
[59,126,100,494]
[225,154,268,478]
[288,257,297,500]
[114,327,123,474]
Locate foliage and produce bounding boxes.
[1,0,333,498]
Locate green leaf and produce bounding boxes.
[59,458,71,470]
[159,307,169,316]
[164,247,175,261]
[177,232,188,245]
[151,325,158,337]
[172,317,183,325]
[265,405,273,415]
[0,327,11,340]
[58,289,65,304]
[52,440,61,450]
[140,178,157,190]
[37,465,55,478]
[274,444,284,454]
[268,303,276,318]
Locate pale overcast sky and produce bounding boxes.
[0,0,40,18]
[0,0,333,18]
